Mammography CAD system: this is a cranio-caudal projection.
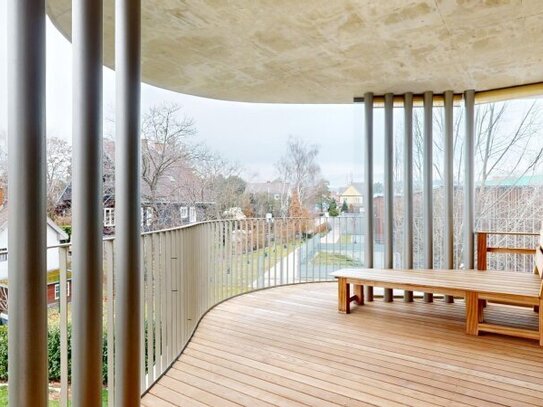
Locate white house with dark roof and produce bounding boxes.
[0,206,69,279]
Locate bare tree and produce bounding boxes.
[141,103,197,226]
[47,137,72,218]
[408,100,543,269]
[187,149,245,219]
[275,136,322,213]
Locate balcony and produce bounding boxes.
[21,218,539,406]
[5,1,543,406]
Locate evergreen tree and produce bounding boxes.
[328,199,339,217]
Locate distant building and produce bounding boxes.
[0,206,70,312]
[0,205,69,279]
[245,180,290,201]
[339,182,364,210]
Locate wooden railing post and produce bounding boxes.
[476,232,488,271]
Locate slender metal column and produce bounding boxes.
[464,90,475,269]
[384,93,394,302]
[72,0,104,404]
[115,0,142,404]
[7,1,48,405]
[423,91,434,303]
[363,93,374,302]
[403,93,414,302]
[443,91,454,303]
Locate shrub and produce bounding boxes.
[0,325,109,383]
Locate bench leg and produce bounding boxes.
[478,299,485,323]
[354,284,364,305]
[365,286,374,302]
[465,292,480,336]
[338,278,350,314]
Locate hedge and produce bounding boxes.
[0,325,109,383]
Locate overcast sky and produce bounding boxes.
[0,5,384,188]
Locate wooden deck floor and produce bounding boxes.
[142,283,543,407]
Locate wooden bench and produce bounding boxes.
[331,235,543,346]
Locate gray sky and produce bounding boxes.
[0,6,380,188]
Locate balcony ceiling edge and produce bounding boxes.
[47,1,543,104]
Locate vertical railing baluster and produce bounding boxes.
[160,232,166,372]
[145,235,154,385]
[153,232,161,378]
[140,236,145,391]
[165,231,171,364]
[105,240,115,407]
[59,246,69,407]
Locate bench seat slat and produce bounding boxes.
[331,268,541,299]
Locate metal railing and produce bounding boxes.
[3,216,540,405]
[50,217,345,405]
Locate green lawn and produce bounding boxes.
[339,234,352,244]
[0,386,108,406]
[312,252,362,267]
[213,240,302,298]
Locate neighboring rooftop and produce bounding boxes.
[47,1,543,103]
[245,180,289,195]
[482,174,543,187]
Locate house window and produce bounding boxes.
[55,282,71,300]
[180,206,188,219]
[104,208,115,227]
[0,249,7,262]
[146,207,153,226]
[189,207,196,223]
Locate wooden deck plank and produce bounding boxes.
[142,283,543,407]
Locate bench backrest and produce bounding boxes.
[536,230,543,277]
[537,230,543,297]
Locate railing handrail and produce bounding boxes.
[475,230,540,237]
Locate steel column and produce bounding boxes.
[7,1,48,405]
[464,90,475,269]
[363,93,374,302]
[403,93,414,302]
[384,93,394,302]
[71,0,104,404]
[443,90,454,303]
[423,91,434,303]
[115,0,142,404]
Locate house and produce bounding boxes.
[0,205,70,312]
[339,182,364,211]
[246,180,291,217]
[0,205,69,279]
[55,139,215,233]
[245,180,290,201]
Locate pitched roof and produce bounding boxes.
[246,181,289,195]
[0,206,69,241]
[340,182,364,196]
[482,174,543,187]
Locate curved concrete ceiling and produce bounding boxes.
[47,0,543,103]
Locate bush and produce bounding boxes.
[0,325,109,383]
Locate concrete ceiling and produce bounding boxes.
[46,0,543,103]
